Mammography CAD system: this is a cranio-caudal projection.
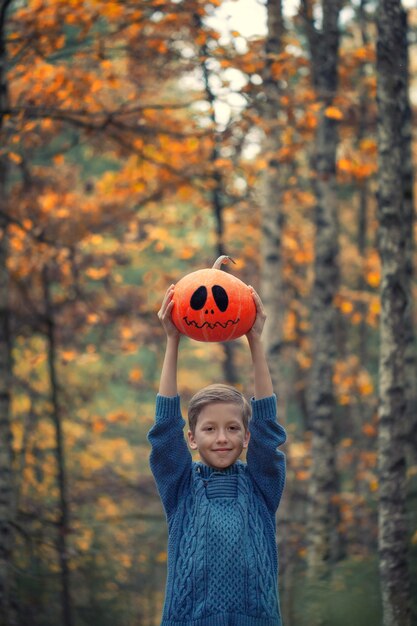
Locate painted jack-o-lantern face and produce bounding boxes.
[172,256,256,342]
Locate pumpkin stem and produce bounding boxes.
[212,255,236,270]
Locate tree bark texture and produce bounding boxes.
[376,2,412,625]
[0,211,17,626]
[259,5,299,622]
[43,270,74,626]
[302,0,342,579]
[398,10,416,467]
[0,1,17,623]
[357,0,371,366]
[260,0,286,398]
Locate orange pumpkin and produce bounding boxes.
[172,256,256,342]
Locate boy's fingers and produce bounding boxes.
[158,285,175,320]
[161,285,175,308]
[249,286,263,309]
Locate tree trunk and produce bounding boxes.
[259,3,300,622]
[0,212,17,626]
[376,1,412,625]
[301,0,342,580]
[399,9,416,467]
[357,0,371,366]
[43,267,74,626]
[260,0,285,398]
[0,1,17,624]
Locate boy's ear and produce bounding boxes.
[187,430,198,449]
[243,430,251,449]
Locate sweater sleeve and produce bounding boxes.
[147,394,192,520]
[246,394,287,513]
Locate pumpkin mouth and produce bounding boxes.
[183,316,240,330]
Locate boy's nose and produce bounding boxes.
[216,430,228,443]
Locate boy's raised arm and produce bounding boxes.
[246,287,273,400]
[245,288,286,513]
[157,284,180,397]
[149,285,192,520]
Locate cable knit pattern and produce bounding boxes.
[148,394,286,626]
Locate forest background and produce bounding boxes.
[0,0,416,625]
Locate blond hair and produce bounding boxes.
[188,384,251,433]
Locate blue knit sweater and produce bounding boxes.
[148,394,286,626]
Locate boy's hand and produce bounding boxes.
[246,286,266,342]
[158,285,180,340]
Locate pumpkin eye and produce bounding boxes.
[212,285,228,312]
[190,286,208,310]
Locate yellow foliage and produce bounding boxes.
[295,470,309,481]
[324,106,344,120]
[92,420,106,434]
[340,300,354,314]
[120,326,133,340]
[39,191,59,212]
[359,138,378,154]
[283,310,297,342]
[296,352,312,370]
[61,350,77,363]
[407,465,417,478]
[179,247,195,260]
[288,441,309,460]
[96,496,119,519]
[87,313,100,324]
[8,152,22,164]
[107,410,130,423]
[120,554,132,568]
[357,370,374,395]
[78,452,103,475]
[362,423,377,437]
[74,527,94,553]
[333,356,375,403]
[338,158,353,173]
[369,299,380,315]
[85,267,109,280]
[63,420,85,444]
[36,420,56,449]
[156,551,167,563]
[366,270,380,288]
[339,394,351,406]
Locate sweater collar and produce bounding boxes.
[195,461,240,479]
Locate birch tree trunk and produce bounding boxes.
[301,0,342,579]
[0,2,17,624]
[43,268,74,626]
[260,0,285,398]
[376,1,412,624]
[259,4,300,621]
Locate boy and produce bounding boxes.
[148,284,286,626]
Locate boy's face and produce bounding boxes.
[187,402,250,470]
